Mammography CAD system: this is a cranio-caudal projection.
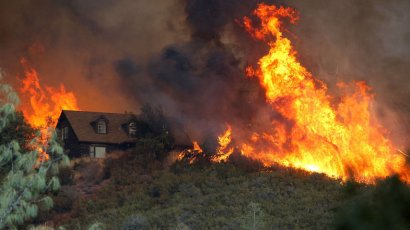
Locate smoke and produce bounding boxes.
[0,0,409,145]
[115,0,277,141]
[0,0,186,112]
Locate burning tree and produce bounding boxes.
[0,72,69,229]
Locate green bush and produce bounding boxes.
[120,214,148,230]
[335,176,410,230]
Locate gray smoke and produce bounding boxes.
[0,0,409,146]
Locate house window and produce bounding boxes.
[129,122,137,136]
[97,120,107,134]
[89,145,106,158]
[61,127,69,140]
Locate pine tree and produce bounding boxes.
[0,72,70,229]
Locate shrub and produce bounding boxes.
[121,214,148,230]
[335,176,410,230]
[228,152,263,173]
[58,166,75,185]
[52,186,78,213]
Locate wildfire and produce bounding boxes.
[235,4,409,183]
[178,127,234,164]
[212,125,234,163]
[193,141,203,153]
[19,58,79,161]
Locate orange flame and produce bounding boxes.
[238,4,409,183]
[18,58,79,161]
[176,141,204,164]
[193,141,203,153]
[212,125,234,163]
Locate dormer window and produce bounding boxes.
[97,119,107,134]
[129,122,137,136]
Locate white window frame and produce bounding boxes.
[89,145,106,158]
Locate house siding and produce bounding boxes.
[56,114,82,158]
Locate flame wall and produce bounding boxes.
[0,0,409,160]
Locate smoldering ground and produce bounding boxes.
[0,0,409,146]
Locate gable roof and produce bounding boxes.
[58,110,138,144]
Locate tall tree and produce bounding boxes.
[0,72,69,229]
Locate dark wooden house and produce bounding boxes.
[56,110,140,158]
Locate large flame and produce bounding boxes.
[237,4,409,183]
[212,125,234,163]
[18,58,80,161]
[19,58,79,128]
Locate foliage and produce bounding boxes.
[242,202,267,230]
[120,214,148,230]
[138,104,170,137]
[57,154,345,229]
[86,222,104,230]
[0,75,69,229]
[335,176,410,230]
[132,104,175,161]
[0,111,37,149]
[134,132,174,162]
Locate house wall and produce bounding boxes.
[57,115,83,158]
[78,142,133,158]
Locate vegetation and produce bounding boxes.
[54,149,345,229]
[0,111,36,149]
[335,176,410,230]
[132,104,175,161]
[0,75,69,229]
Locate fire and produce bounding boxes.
[212,125,234,163]
[193,141,203,153]
[236,4,409,183]
[18,58,79,161]
[19,59,79,128]
[178,127,234,163]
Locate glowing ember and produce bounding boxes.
[18,58,79,161]
[236,4,409,183]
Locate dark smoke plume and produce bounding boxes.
[0,0,409,145]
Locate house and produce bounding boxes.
[56,110,140,158]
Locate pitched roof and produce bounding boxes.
[59,110,138,144]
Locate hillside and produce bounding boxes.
[42,151,348,229]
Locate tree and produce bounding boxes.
[0,73,69,229]
[0,111,37,149]
[132,104,175,161]
[335,176,410,230]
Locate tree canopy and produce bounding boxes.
[0,73,69,229]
